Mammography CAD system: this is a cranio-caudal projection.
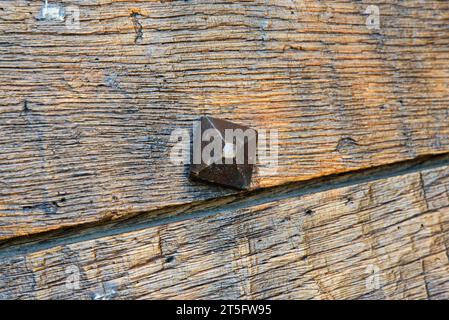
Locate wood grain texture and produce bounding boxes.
[0,0,448,239]
[1,165,449,300]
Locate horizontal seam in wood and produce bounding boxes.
[1,152,449,258]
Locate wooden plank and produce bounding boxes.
[1,165,448,300]
[0,0,448,239]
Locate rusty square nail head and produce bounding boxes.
[189,116,257,190]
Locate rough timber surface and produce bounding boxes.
[0,0,448,240]
[1,165,449,300]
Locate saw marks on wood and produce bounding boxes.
[1,165,448,300]
[0,0,448,239]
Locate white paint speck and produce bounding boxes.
[38,0,65,22]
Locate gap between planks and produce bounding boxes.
[2,152,449,259]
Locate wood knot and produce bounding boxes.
[336,137,359,153]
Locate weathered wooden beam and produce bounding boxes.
[0,0,448,239]
[1,165,448,299]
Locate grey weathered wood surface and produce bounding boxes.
[1,164,448,300]
[0,0,449,240]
